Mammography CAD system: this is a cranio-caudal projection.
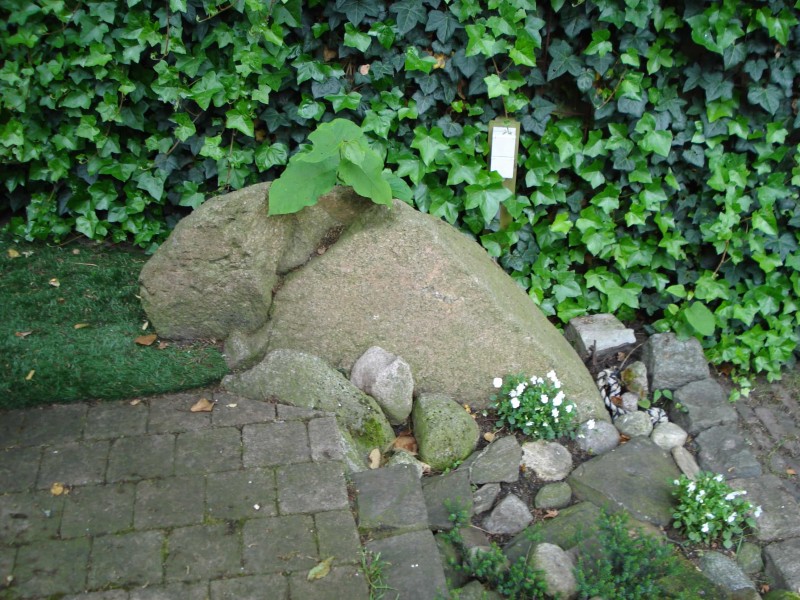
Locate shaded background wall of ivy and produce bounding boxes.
[1,0,799,384]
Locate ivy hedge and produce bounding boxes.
[1,0,799,388]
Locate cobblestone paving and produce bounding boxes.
[0,391,368,600]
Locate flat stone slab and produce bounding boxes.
[564,313,635,357]
[670,378,738,435]
[695,425,762,479]
[352,464,428,537]
[728,475,800,542]
[366,530,449,600]
[567,436,680,526]
[464,435,521,484]
[421,469,474,531]
[643,333,709,390]
[763,538,800,593]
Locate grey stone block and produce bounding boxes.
[467,435,521,484]
[366,529,448,600]
[147,393,213,433]
[670,378,737,435]
[13,538,90,598]
[206,468,277,520]
[353,465,428,537]
[422,469,474,531]
[0,446,41,493]
[210,394,276,427]
[243,515,318,574]
[89,530,165,589]
[243,421,310,467]
[84,401,148,439]
[60,482,135,537]
[0,489,64,544]
[38,440,110,489]
[696,425,762,479]
[210,574,288,600]
[315,510,362,565]
[16,404,87,447]
[764,537,800,593]
[473,483,501,514]
[564,314,636,357]
[643,333,709,390]
[128,582,210,599]
[174,427,242,474]
[276,461,349,514]
[483,494,532,535]
[288,565,369,600]
[107,434,176,482]
[728,475,800,542]
[699,551,756,593]
[521,440,572,481]
[134,476,205,529]
[308,416,345,462]
[165,524,243,582]
[0,409,26,449]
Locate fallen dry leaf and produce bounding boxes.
[72,249,80,255]
[141,320,149,331]
[226,403,238,408]
[483,432,496,443]
[307,556,334,581]
[323,46,337,62]
[760,584,770,594]
[129,399,142,406]
[50,482,67,496]
[157,341,169,350]
[73,323,90,329]
[190,397,214,413]
[393,435,418,454]
[420,461,432,474]
[25,370,35,381]
[135,333,158,346]
[619,434,631,443]
[48,278,60,287]
[7,249,20,258]
[543,509,559,519]
[15,331,33,338]
[787,468,797,476]
[368,448,381,469]
[433,53,447,69]
[359,64,370,75]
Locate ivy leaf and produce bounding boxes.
[684,302,716,337]
[390,0,427,35]
[411,126,448,166]
[484,75,510,99]
[404,47,437,73]
[268,156,338,216]
[747,85,782,115]
[255,142,288,171]
[344,23,371,53]
[425,10,461,43]
[584,29,612,56]
[465,181,513,224]
[135,172,165,201]
[325,92,362,113]
[188,71,224,111]
[639,130,673,157]
[334,0,378,25]
[547,40,581,81]
[339,151,392,207]
[225,102,254,137]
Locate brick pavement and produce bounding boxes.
[0,391,368,599]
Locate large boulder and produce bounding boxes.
[140,184,606,418]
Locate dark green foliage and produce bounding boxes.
[573,510,681,600]
[0,234,227,408]
[1,0,799,384]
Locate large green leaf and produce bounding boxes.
[268,157,338,216]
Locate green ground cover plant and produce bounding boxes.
[0,233,227,409]
[1,0,799,390]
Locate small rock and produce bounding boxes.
[575,420,619,455]
[528,543,578,600]
[534,482,572,510]
[652,422,688,450]
[467,436,522,484]
[696,425,762,479]
[621,361,649,399]
[521,440,573,481]
[699,551,756,594]
[483,494,532,535]
[412,393,479,472]
[385,450,428,478]
[350,347,414,425]
[614,411,653,437]
[564,314,635,358]
[736,542,764,576]
[671,446,701,480]
[473,483,501,514]
[763,538,800,593]
[621,392,640,413]
[643,333,709,390]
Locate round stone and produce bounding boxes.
[534,482,572,509]
[521,441,573,481]
[576,420,620,455]
[614,411,653,437]
[651,421,688,450]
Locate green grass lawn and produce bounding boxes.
[1,234,228,410]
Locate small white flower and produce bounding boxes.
[510,397,520,409]
[553,391,564,407]
[551,407,559,418]
[687,481,696,493]
[725,490,746,501]
[701,522,710,533]
[493,377,503,388]
[526,421,533,427]
[540,394,549,404]
[509,389,518,398]
[705,513,715,519]
[547,369,557,380]
[515,382,527,396]
[565,404,573,413]
[754,505,762,518]
[714,474,724,482]
[587,419,596,430]
[673,480,680,486]
[727,512,737,523]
